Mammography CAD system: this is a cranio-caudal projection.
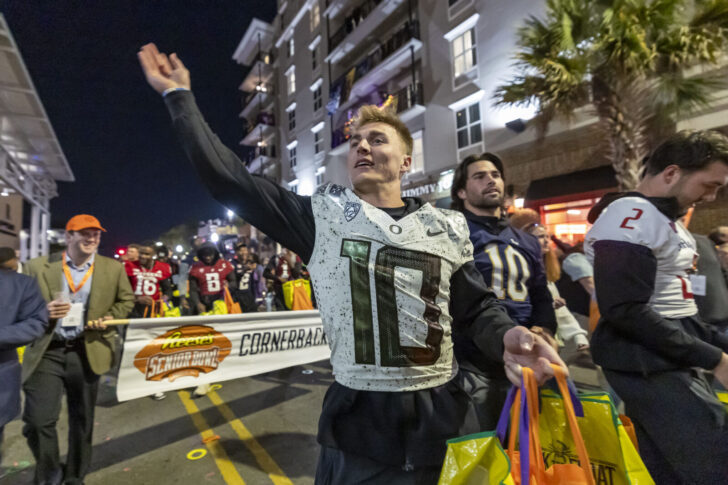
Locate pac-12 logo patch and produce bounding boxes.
[344,202,361,222]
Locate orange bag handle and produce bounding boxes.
[524,365,595,485]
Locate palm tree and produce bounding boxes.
[495,0,728,190]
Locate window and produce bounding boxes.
[288,109,296,131]
[313,85,322,112]
[314,131,323,154]
[289,146,297,168]
[455,102,482,149]
[410,131,424,174]
[286,68,296,95]
[452,28,477,81]
[310,1,320,31]
[287,38,295,57]
[312,45,318,71]
[316,168,325,186]
[290,181,299,194]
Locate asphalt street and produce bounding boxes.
[1,360,333,485]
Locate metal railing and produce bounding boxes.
[328,0,384,52]
[246,111,276,135]
[251,50,275,66]
[331,82,423,149]
[329,21,419,101]
[244,144,277,165]
[242,83,275,109]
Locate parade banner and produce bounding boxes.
[116,310,328,401]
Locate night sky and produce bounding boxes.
[1,1,277,254]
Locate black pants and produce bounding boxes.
[459,369,512,431]
[315,446,441,485]
[604,368,728,484]
[23,342,99,485]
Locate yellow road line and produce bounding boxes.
[207,390,294,485]
[177,390,246,485]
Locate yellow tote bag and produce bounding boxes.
[537,390,653,485]
[439,431,516,485]
[282,279,313,310]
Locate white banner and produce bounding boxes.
[116,310,329,401]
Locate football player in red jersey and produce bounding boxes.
[188,242,235,314]
[124,241,173,317]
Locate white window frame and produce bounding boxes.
[310,1,320,32]
[289,179,299,194]
[287,37,295,57]
[287,140,298,168]
[286,102,297,132]
[310,77,324,113]
[409,130,424,175]
[285,65,296,96]
[454,101,483,152]
[448,0,474,20]
[309,35,321,75]
[444,13,480,90]
[311,121,325,156]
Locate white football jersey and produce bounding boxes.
[307,184,473,392]
[585,196,698,318]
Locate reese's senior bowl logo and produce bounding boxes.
[134,325,232,381]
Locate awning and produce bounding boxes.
[525,165,617,202]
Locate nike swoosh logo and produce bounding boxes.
[427,228,446,237]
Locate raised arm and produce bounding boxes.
[138,44,315,261]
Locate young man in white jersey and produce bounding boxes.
[138,43,563,484]
[585,130,728,483]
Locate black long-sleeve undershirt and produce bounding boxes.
[164,90,513,362]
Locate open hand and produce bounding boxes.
[503,326,567,386]
[138,43,190,95]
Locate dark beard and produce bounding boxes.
[472,194,504,210]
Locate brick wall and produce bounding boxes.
[498,125,605,195]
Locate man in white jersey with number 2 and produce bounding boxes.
[138,43,563,484]
[585,130,728,484]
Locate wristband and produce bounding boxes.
[162,87,189,97]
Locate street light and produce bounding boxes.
[227,209,234,220]
[210,232,219,243]
[155,241,163,246]
[175,244,184,253]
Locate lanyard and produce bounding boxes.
[62,252,94,294]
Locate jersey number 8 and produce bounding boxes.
[205,272,221,292]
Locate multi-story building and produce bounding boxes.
[0,14,73,257]
[235,0,727,240]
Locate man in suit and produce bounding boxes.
[0,247,48,467]
[22,215,134,485]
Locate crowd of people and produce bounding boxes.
[1,41,728,485]
[120,237,315,318]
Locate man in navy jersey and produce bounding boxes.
[138,43,564,484]
[451,153,557,428]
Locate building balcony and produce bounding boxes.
[239,83,275,119]
[239,51,276,93]
[326,0,406,64]
[240,111,276,146]
[330,82,424,154]
[244,144,277,174]
[330,21,421,116]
